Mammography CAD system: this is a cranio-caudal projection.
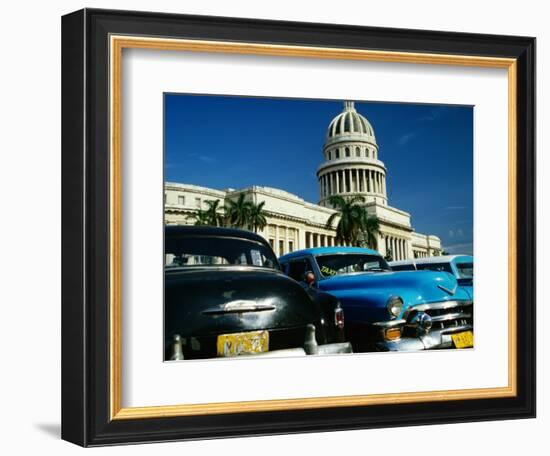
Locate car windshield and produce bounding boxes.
[165,235,279,270]
[315,254,391,278]
[456,262,474,279]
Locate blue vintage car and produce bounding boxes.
[390,255,473,300]
[279,247,473,352]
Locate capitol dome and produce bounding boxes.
[317,101,387,208]
[326,101,377,144]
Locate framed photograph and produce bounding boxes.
[61,8,535,447]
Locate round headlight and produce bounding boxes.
[386,296,403,318]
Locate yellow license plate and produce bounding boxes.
[217,330,269,357]
[451,330,474,349]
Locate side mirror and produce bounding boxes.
[304,271,316,287]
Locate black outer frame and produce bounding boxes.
[61,8,536,447]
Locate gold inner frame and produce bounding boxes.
[109,35,518,420]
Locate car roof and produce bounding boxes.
[165,225,268,244]
[390,255,473,266]
[280,246,380,261]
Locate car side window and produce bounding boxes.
[287,258,316,282]
[287,259,307,281]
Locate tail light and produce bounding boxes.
[334,306,345,329]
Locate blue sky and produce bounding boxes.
[165,94,473,255]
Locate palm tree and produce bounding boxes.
[203,199,225,227]
[224,193,252,228]
[358,211,380,250]
[248,201,267,233]
[325,195,379,247]
[187,208,210,226]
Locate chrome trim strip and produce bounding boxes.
[440,324,473,335]
[202,304,277,315]
[372,319,406,328]
[430,312,472,323]
[403,300,473,318]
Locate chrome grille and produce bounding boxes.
[405,301,473,334]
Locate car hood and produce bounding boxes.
[165,267,321,338]
[318,270,468,307]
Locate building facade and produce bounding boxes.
[165,101,442,260]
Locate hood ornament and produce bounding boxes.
[437,284,457,296]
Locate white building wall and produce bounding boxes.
[164,182,442,258]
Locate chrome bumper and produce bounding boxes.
[375,324,473,351]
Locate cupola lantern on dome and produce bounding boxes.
[343,101,356,111]
[317,101,387,208]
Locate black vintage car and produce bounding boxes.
[165,225,352,360]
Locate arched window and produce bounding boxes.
[365,149,369,158]
[328,150,332,160]
[335,149,340,159]
[356,147,361,157]
[345,147,350,157]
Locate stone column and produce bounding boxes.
[367,169,372,193]
[399,239,403,260]
[274,224,280,256]
[368,170,372,192]
[378,233,386,256]
[400,239,404,260]
[371,171,375,194]
[395,238,399,259]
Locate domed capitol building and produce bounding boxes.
[165,101,442,260]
